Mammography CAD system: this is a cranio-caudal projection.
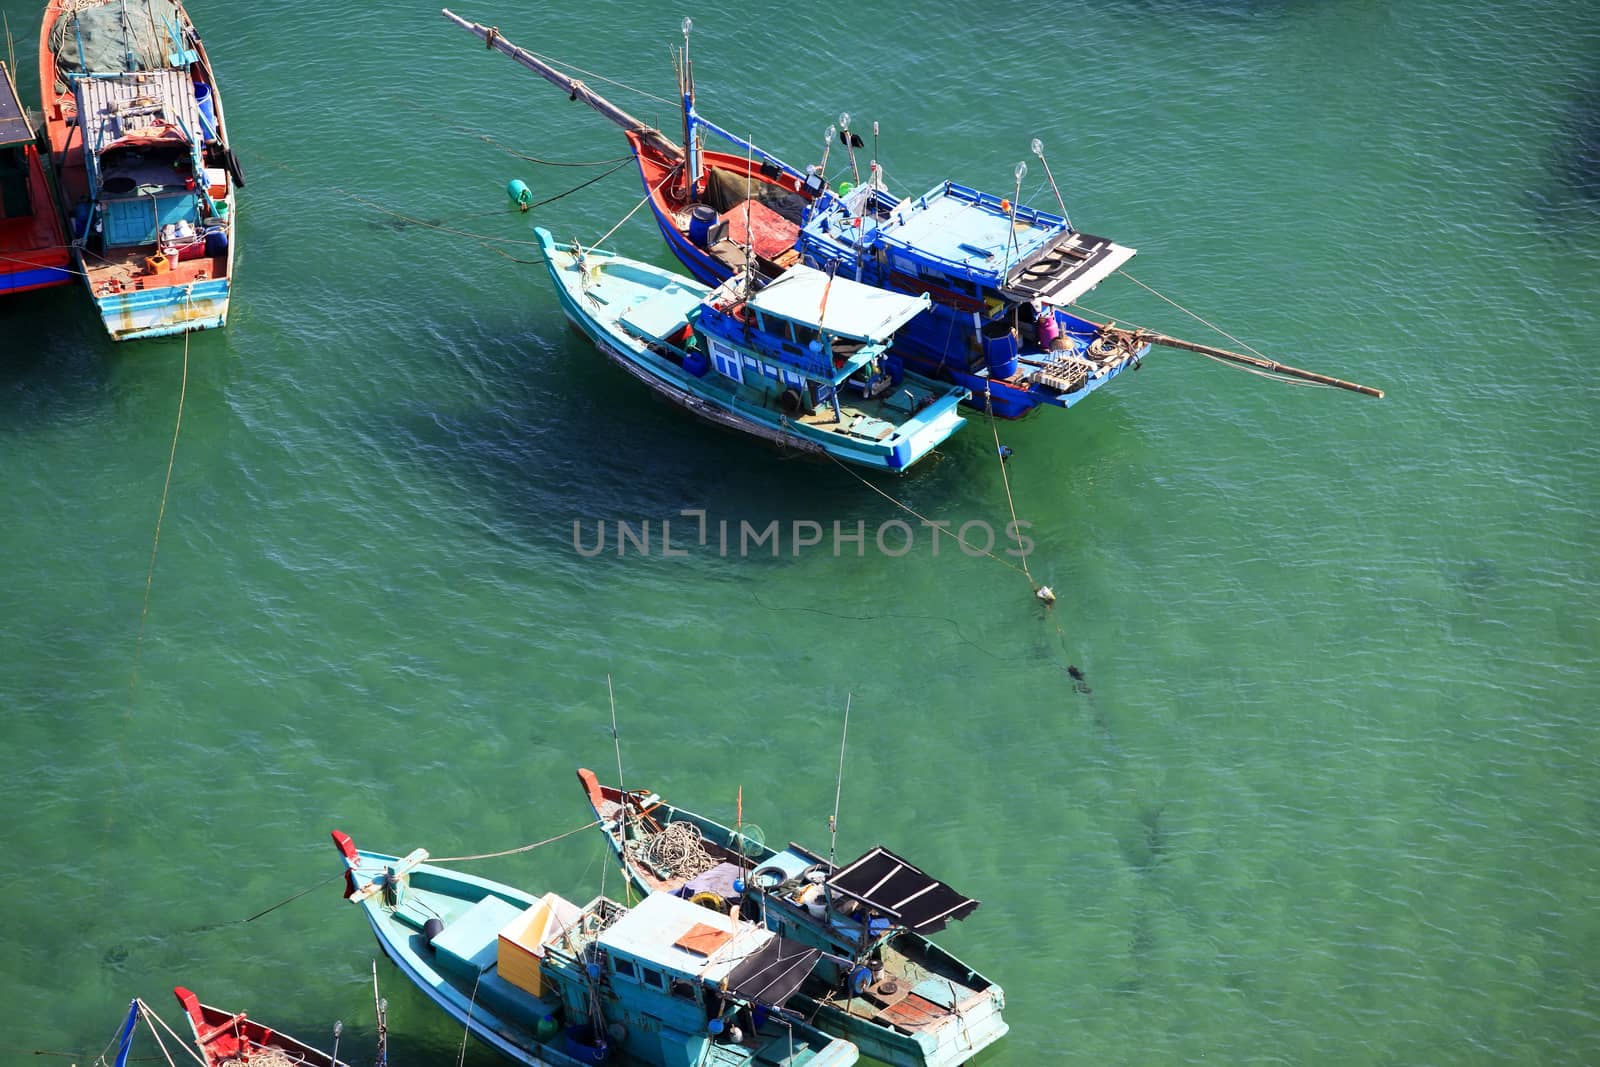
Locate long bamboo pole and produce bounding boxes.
[439,9,681,160]
[1114,327,1384,398]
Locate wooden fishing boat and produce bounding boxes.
[0,61,72,294]
[330,830,859,1067]
[577,769,1008,1067]
[534,226,967,472]
[443,12,1381,413]
[39,0,242,340]
[175,986,348,1067]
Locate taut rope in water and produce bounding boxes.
[429,818,601,863]
[129,328,189,702]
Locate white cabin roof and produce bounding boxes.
[597,891,770,983]
[749,264,930,343]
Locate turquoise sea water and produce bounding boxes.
[2,0,1597,1063]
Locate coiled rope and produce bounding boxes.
[625,820,715,880]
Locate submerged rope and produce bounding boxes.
[816,449,1028,577]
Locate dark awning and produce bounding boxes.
[826,846,979,933]
[723,933,821,1008]
[0,66,32,148]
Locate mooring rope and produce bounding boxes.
[129,328,189,700]
[0,248,87,278]
[587,167,676,251]
[815,448,1028,577]
[138,1000,202,1067]
[473,131,631,168]
[982,385,1037,590]
[429,818,601,863]
[1081,273,1336,390]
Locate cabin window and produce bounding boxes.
[671,978,698,1002]
[641,967,665,990]
[791,322,818,348]
[613,958,636,980]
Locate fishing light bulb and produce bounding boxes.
[1015,161,1027,183]
[682,17,692,36]
[825,124,835,148]
[839,111,851,131]
[1031,137,1044,158]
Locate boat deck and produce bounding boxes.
[83,241,224,297]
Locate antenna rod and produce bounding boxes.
[829,693,851,869]
[1031,138,1070,226]
[609,674,626,807]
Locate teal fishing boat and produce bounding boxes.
[577,770,1008,1067]
[535,227,967,472]
[331,830,859,1067]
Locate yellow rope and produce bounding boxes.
[429,818,601,863]
[983,385,1037,589]
[129,328,189,698]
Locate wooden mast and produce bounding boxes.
[439,9,681,161]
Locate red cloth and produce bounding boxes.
[719,198,799,261]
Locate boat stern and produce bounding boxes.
[92,276,230,341]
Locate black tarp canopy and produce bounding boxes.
[0,65,32,148]
[722,933,821,1007]
[826,846,980,934]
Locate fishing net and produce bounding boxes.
[49,0,187,90]
[216,1050,314,1067]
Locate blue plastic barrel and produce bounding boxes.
[194,82,218,141]
[687,204,717,247]
[982,321,1020,379]
[204,229,228,256]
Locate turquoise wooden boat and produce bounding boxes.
[331,830,859,1067]
[534,227,967,473]
[577,771,1008,1067]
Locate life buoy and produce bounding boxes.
[689,891,728,914]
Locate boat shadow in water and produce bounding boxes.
[0,289,120,429]
[393,310,975,554]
